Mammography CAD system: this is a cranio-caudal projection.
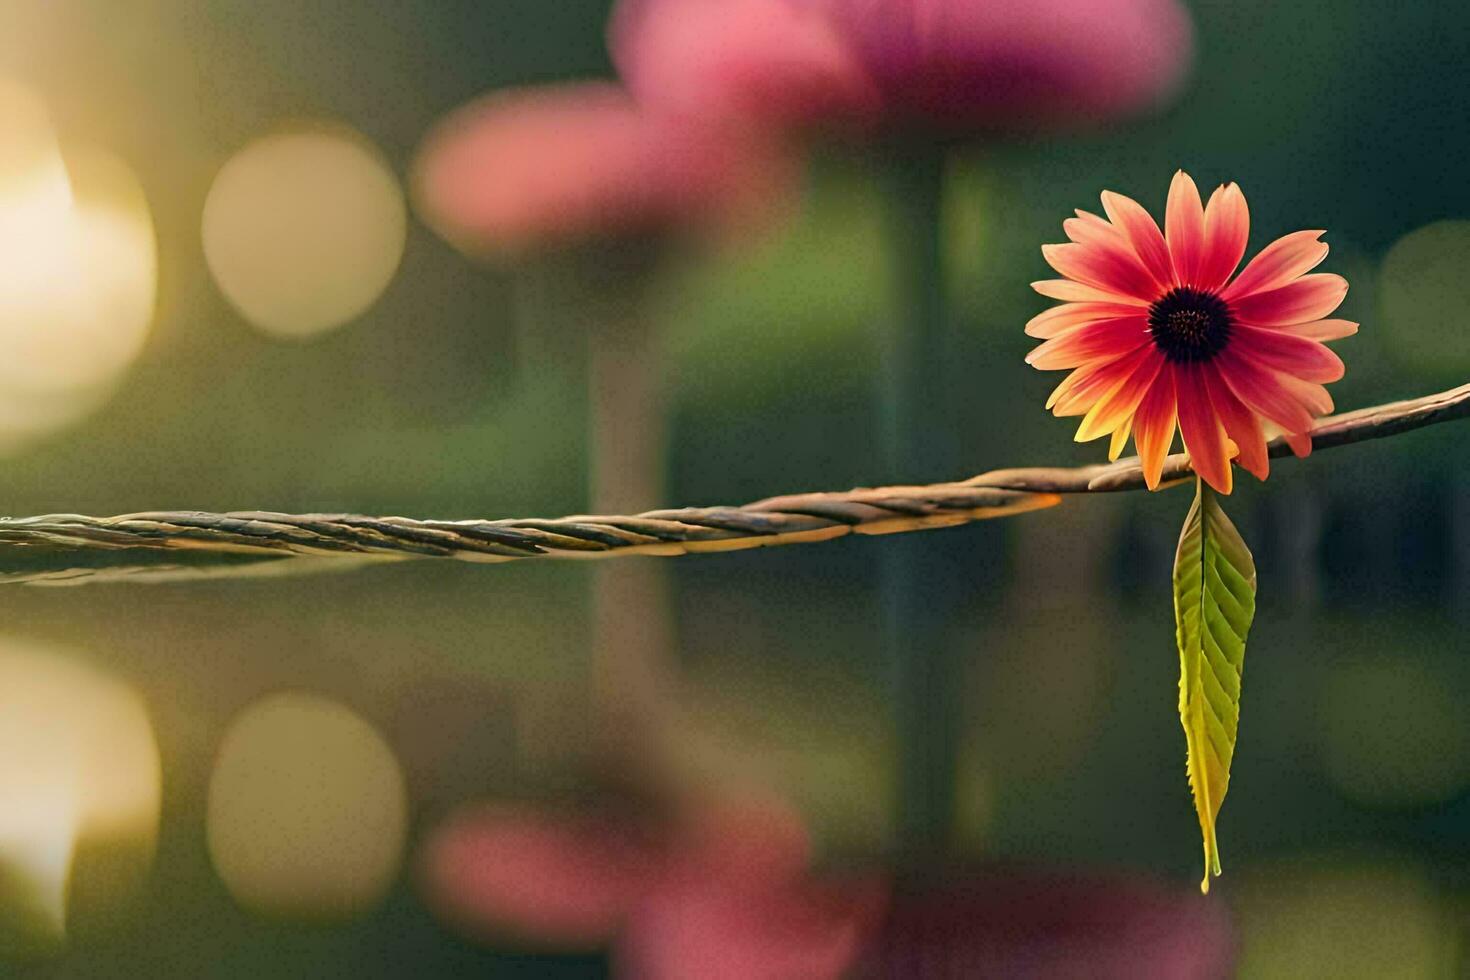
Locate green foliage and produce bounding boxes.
[1173,478,1256,893]
[661,163,889,410]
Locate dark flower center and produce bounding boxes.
[1147,287,1234,363]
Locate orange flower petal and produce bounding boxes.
[1075,350,1165,442]
[1282,430,1313,457]
[1222,229,1328,301]
[1270,318,1358,342]
[1045,360,1107,412]
[1048,347,1155,416]
[1231,273,1348,326]
[1268,370,1334,415]
[1046,362,1105,411]
[1231,325,1345,383]
[1025,302,1147,338]
[1216,349,1315,437]
[1041,242,1159,303]
[1100,190,1173,289]
[1109,416,1133,461]
[1132,367,1178,489]
[1063,210,1124,246]
[1031,279,1147,305]
[1197,183,1249,292]
[1203,366,1269,481]
[1175,362,1233,494]
[1262,420,1314,458]
[1057,214,1159,295]
[1024,316,1150,370]
[1164,170,1204,287]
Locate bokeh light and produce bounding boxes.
[202,126,406,339]
[0,639,161,957]
[1379,219,1470,376]
[206,691,408,920]
[1232,859,1460,979]
[1315,654,1470,808]
[0,80,156,454]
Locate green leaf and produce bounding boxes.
[1173,478,1256,894]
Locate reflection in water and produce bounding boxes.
[424,793,886,979]
[202,127,406,339]
[863,869,1231,978]
[207,691,408,920]
[0,639,161,957]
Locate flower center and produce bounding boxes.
[1147,287,1233,363]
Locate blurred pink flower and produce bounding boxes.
[612,0,1194,135]
[610,0,883,133]
[423,795,886,979]
[413,82,793,253]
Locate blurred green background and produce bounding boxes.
[2,0,1469,976]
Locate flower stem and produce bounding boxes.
[880,144,957,861]
[537,246,678,798]
[586,284,677,792]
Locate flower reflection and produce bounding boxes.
[411,74,797,822]
[861,868,1232,978]
[424,793,885,979]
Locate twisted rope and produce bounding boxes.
[2,381,1466,586]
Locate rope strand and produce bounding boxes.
[2,381,1466,585]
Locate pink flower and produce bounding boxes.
[413,82,792,253]
[822,0,1194,129]
[423,795,886,979]
[611,0,882,133]
[611,0,1194,136]
[1024,171,1357,494]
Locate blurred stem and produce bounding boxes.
[880,144,957,861]
[585,275,677,793]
